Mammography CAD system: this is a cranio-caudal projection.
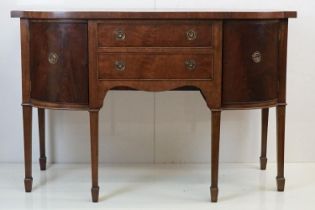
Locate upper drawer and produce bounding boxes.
[97,21,213,47]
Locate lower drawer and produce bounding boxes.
[97,53,213,80]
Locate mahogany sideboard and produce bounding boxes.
[11,10,297,202]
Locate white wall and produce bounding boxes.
[0,0,314,163]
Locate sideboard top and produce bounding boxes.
[11,11,297,19]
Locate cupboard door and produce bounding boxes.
[222,20,279,107]
[30,22,88,105]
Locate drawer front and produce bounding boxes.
[97,21,213,47]
[98,53,213,80]
[222,20,279,106]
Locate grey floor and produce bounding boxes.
[0,163,314,210]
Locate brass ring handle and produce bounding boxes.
[115,60,125,71]
[252,51,262,63]
[114,30,126,40]
[185,59,196,70]
[186,29,197,41]
[48,52,58,64]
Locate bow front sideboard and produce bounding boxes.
[11,11,296,202]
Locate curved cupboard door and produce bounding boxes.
[30,21,88,105]
[222,20,279,108]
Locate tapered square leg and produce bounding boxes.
[38,108,47,171]
[23,105,33,192]
[91,186,100,202]
[89,110,99,202]
[260,108,269,170]
[276,105,286,191]
[276,176,285,191]
[210,186,218,202]
[210,110,221,202]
